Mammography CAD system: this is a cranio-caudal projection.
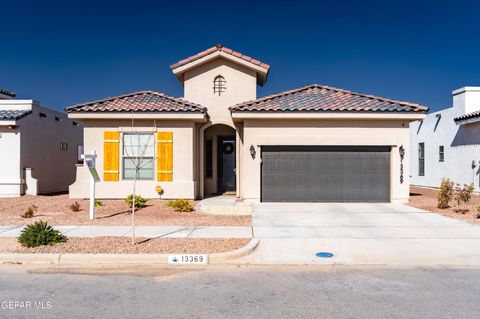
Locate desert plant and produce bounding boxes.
[437,178,454,209]
[168,199,194,212]
[125,194,148,209]
[454,183,475,210]
[18,220,67,248]
[21,204,38,219]
[94,199,103,208]
[69,201,81,212]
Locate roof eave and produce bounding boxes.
[171,51,270,86]
[454,116,480,125]
[0,120,18,126]
[230,111,427,121]
[67,112,208,122]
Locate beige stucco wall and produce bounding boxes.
[69,119,196,199]
[183,57,257,199]
[241,119,411,203]
[184,58,257,125]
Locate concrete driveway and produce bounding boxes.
[234,202,480,265]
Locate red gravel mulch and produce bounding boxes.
[0,195,251,227]
[0,237,251,254]
[409,186,480,225]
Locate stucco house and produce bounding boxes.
[67,45,428,203]
[0,89,83,197]
[410,86,480,190]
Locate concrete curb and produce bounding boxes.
[209,238,260,263]
[0,239,260,266]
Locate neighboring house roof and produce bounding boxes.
[230,84,429,113]
[170,44,270,70]
[0,109,32,120]
[65,91,206,113]
[454,110,480,124]
[0,88,16,98]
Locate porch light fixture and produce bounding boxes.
[399,145,405,184]
[399,145,405,159]
[250,145,256,159]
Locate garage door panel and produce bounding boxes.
[261,146,390,202]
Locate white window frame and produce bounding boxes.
[121,132,155,181]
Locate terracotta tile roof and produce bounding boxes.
[0,88,16,98]
[65,91,206,113]
[170,44,270,70]
[230,84,429,113]
[0,109,32,120]
[454,110,480,124]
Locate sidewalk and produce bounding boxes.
[0,225,253,239]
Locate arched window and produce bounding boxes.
[213,75,226,96]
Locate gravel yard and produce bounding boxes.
[409,186,480,225]
[0,237,251,254]
[0,195,251,227]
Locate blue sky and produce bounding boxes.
[0,0,479,112]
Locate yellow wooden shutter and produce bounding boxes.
[103,131,120,181]
[157,132,173,181]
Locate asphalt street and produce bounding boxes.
[0,265,479,319]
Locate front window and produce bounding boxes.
[122,133,154,180]
[439,145,444,162]
[418,143,425,176]
[213,75,226,96]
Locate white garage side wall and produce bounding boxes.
[0,127,21,196]
[69,119,196,199]
[410,108,480,191]
[19,105,83,194]
[241,119,411,203]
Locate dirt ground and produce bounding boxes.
[0,195,251,227]
[409,186,480,225]
[0,237,250,254]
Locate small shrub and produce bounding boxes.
[94,199,103,208]
[18,220,67,248]
[476,213,480,219]
[454,183,475,210]
[21,205,38,219]
[69,201,81,212]
[168,199,194,212]
[437,178,454,209]
[125,194,148,209]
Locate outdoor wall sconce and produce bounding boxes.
[250,145,256,159]
[472,160,477,170]
[399,145,405,184]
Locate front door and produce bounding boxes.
[218,136,236,193]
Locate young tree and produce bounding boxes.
[123,115,156,244]
[453,183,475,212]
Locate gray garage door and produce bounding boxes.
[261,146,390,202]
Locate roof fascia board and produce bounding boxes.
[0,120,17,126]
[172,51,269,76]
[231,112,426,121]
[67,112,207,121]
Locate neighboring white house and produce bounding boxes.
[0,89,83,197]
[410,86,480,190]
